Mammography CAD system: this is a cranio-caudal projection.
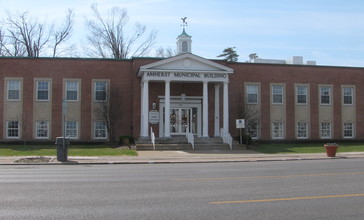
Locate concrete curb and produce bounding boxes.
[1,153,363,165]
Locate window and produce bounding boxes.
[182,41,188,52]
[320,86,331,104]
[65,121,78,139]
[272,85,283,104]
[66,81,79,101]
[343,87,353,105]
[247,122,258,139]
[320,122,331,139]
[296,85,308,104]
[94,122,107,139]
[7,80,21,100]
[94,81,107,101]
[36,121,49,139]
[272,122,284,139]
[344,123,354,138]
[247,85,258,104]
[37,81,49,101]
[297,122,308,139]
[7,121,19,138]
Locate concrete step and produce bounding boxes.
[136,144,192,151]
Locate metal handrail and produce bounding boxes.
[220,128,232,151]
[150,127,156,151]
[186,132,195,150]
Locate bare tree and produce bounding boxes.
[85,4,157,59]
[2,10,74,57]
[5,11,49,57]
[155,47,174,58]
[51,9,75,57]
[234,89,259,143]
[94,86,122,143]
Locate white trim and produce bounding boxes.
[65,80,80,102]
[159,96,202,138]
[6,121,20,139]
[35,121,49,139]
[94,121,108,140]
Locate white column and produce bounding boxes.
[164,80,171,138]
[140,82,144,137]
[141,80,149,138]
[223,81,229,132]
[214,84,220,137]
[202,81,209,137]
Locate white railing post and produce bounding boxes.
[186,132,195,151]
[220,128,232,151]
[151,127,155,151]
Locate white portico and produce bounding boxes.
[138,28,233,139]
[138,53,233,138]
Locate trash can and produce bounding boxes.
[55,137,69,161]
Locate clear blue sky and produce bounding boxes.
[1,0,364,67]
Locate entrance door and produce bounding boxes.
[170,108,192,134]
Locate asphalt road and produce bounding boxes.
[1,159,364,220]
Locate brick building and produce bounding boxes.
[1,29,364,145]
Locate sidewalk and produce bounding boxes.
[2,150,364,165]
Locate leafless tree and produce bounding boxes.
[155,47,174,58]
[234,89,259,138]
[2,10,74,57]
[85,4,157,59]
[94,86,122,143]
[51,9,75,57]
[5,11,49,57]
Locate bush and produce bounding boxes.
[234,134,252,145]
[119,136,134,145]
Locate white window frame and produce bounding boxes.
[272,122,284,139]
[320,122,331,139]
[94,81,108,102]
[7,80,21,101]
[247,122,259,139]
[94,121,108,139]
[320,86,331,105]
[6,121,20,139]
[246,85,258,104]
[36,81,50,101]
[297,122,308,139]
[343,86,354,105]
[343,122,354,138]
[65,121,78,139]
[65,81,79,101]
[36,121,49,139]
[272,85,284,104]
[296,85,308,105]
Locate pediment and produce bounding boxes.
[138,53,233,76]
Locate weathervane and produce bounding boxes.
[181,17,188,29]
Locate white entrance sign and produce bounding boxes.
[236,119,245,128]
[149,111,160,124]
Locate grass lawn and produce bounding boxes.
[253,142,364,154]
[0,145,137,157]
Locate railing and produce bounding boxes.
[186,132,195,150]
[220,128,233,151]
[150,127,156,151]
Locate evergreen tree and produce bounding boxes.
[217,47,239,62]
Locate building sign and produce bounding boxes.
[149,111,159,124]
[144,71,228,82]
[236,119,245,129]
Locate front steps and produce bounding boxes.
[136,136,246,151]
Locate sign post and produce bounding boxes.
[236,119,245,144]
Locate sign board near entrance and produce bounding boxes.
[149,111,160,124]
[236,119,245,128]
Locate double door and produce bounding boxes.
[170,108,192,134]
